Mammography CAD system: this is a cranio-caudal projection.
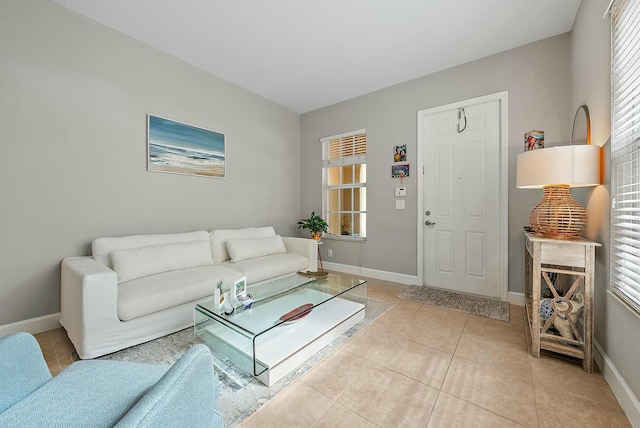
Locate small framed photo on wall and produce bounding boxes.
[393,144,407,162]
[392,164,409,178]
[524,130,544,151]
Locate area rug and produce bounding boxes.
[99,298,392,427]
[398,285,509,321]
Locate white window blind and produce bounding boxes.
[611,0,640,313]
[321,130,367,238]
[322,130,367,167]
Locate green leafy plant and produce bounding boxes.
[297,211,329,235]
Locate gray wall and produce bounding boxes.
[301,34,573,293]
[0,0,301,325]
[571,0,640,403]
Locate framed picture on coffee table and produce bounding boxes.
[234,276,247,300]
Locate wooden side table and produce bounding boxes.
[523,230,600,372]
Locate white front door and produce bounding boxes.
[419,96,506,299]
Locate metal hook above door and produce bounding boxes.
[457,108,467,133]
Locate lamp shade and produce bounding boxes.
[516,145,600,189]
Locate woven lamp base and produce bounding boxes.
[529,184,587,239]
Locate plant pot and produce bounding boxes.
[311,231,322,241]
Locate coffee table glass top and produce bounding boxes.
[196,272,367,336]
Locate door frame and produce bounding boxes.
[416,91,509,301]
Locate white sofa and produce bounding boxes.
[60,227,317,359]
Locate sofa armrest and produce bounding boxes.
[115,344,223,427]
[60,257,119,359]
[282,237,318,272]
[0,333,52,413]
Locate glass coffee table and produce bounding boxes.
[194,273,367,386]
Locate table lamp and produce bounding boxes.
[516,144,600,239]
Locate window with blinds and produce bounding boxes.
[321,129,367,239]
[610,0,640,313]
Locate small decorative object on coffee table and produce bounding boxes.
[297,270,329,278]
[279,303,313,324]
[237,292,255,309]
[230,276,247,308]
[221,293,234,316]
[213,279,225,313]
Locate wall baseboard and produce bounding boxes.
[324,262,525,306]
[594,339,640,427]
[0,313,61,338]
[322,262,418,285]
[508,291,525,306]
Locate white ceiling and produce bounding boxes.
[50,0,582,113]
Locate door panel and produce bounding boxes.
[436,145,454,217]
[436,230,454,274]
[465,232,485,278]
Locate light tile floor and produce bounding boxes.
[38,278,631,427]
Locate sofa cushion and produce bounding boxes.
[210,227,276,263]
[227,235,287,263]
[118,265,243,321]
[111,240,213,283]
[219,253,309,284]
[93,231,211,268]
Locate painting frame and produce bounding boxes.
[147,114,226,179]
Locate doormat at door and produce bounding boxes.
[398,285,509,321]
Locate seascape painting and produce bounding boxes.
[147,115,225,178]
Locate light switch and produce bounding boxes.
[394,187,407,197]
[396,200,405,209]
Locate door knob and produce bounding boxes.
[425,221,436,226]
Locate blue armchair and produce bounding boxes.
[0,332,223,427]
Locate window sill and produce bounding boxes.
[323,234,366,243]
[607,290,640,320]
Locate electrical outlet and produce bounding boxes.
[327,249,333,257]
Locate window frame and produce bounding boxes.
[321,129,367,241]
[609,0,640,314]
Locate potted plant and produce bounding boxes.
[297,211,328,240]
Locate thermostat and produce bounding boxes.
[394,187,407,197]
